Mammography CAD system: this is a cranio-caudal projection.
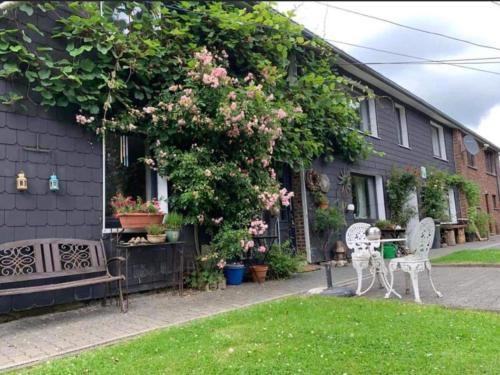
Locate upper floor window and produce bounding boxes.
[395,104,409,148]
[466,151,476,168]
[352,98,378,137]
[485,151,497,175]
[430,122,447,160]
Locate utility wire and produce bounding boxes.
[315,2,500,53]
[324,39,500,76]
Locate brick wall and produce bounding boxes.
[452,129,500,234]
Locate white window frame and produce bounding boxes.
[447,188,458,223]
[395,104,409,148]
[351,173,383,220]
[430,122,447,161]
[101,136,169,234]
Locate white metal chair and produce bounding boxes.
[385,217,443,303]
[346,223,388,296]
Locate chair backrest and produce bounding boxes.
[0,238,108,284]
[411,218,435,259]
[345,222,379,254]
[404,218,419,251]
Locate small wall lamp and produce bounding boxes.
[16,171,28,191]
[49,173,59,192]
[346,203,355,212]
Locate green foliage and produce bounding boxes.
[311,190,328,206]
[420,168,449,220]
[0,1,374,232]
[186,248,225,290]
[212,225,250,264]
[433,249,500,265]
[374,220,395,230]
[446,174,480,208]
[386,168,418,226]
[163,212,184,230]
[145,224,165,235]
[266,241,299,280]
[110,193,161,214]
[313,206,346,234]
[476,211,493,238]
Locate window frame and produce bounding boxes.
[351,173,385,221]
[430,122,447,161]
[395,104,409,148]
[466,150,476,168]
[485,151,497,175]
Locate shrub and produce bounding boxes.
[374,220,395,230]
[476,212,493,239]
[146,224,165,235]
[386,168,418,226]
[420,168,449,221]
[212,225,251,264]
[267,241,299,280]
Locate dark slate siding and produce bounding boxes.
[0,110,103,242]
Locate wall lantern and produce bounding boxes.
[49,173,59,192]
[346,203,355,212]
[16,171,28,191]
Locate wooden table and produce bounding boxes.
[440,224,467,245]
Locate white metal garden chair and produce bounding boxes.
[346,222,389,296]
[385,217,443,303]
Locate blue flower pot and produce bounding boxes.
[223,264,245,285]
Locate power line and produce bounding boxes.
[338,60,500,66]
[315,2,500,53]
[324,38,500,76]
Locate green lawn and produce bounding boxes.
[16,297,500,375]
[433,249,500,265]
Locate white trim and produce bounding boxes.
[368,98,378,137]
[300,168,312,263]
[157,174,169,214]
[395,104,409,148]
[375,175,386,220]
[448,188,458,223]
[430,121,447,160]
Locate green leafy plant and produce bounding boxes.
[311,191,329,207]
[420,168,449,221]
[186,248,225,290]
[476,212,493,239]
[163,212,184,230]
[212,225,251,264]
[145,224,165,235]
[374,220,396,230]
[313,205,346,257]
[266,241,299,280]
[386,168,418,226]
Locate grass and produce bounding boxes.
[433,249,500,265]
[16,296,500,375]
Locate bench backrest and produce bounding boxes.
[0,238,108,284]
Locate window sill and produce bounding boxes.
[398,144,411,150]
[433,156,448,162]
[486,172,497,177]
[467,165,478,170]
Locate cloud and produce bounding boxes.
[476,105,500,148]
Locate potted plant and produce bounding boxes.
[249,244,269,283]
[111,193,164,229]
[163,212,184,242]
[212,225,250,285]
[312,191,329,209]
[146,224,166,243]
[374,220,396,231]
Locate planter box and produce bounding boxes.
[118,213,164,229]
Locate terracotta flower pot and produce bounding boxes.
[249,265,268,283]
[117,213,164,229]
[319,201,329,209]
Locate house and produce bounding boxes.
[290,33,500,262]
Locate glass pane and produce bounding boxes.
[431,127,440,156]
[359,101,370,131]
[396,108,403,145]
[351,174,377,220]
[105,133,148,227]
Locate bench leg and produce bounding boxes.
[118,278,127,313]
[101,282,108,307]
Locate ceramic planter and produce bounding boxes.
[223,264,245,285]
[118,213,163,229]
[166,229,180,242]
[249,265,268,283]
[147,234,166,243]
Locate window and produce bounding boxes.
[485,151,497,175]
[430,122,447,160]
[352,98,378,137]
[466,151,476,168]
[104,133,167,229]
[493,195,498,209]
[395,104,409,148]
[351,174,378,220]
[444,188,458,223]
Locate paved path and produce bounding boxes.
[1,237,499,372]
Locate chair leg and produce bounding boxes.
[118,279,126,313]
[384,267,402,299]
[404,273,411,295]
[409,269,422,304]
[426,264,443,298]
[101,282,108,307]
[353,262,364,295]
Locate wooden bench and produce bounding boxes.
[0,238,126,312]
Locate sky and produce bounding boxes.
[275,1,500,147]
